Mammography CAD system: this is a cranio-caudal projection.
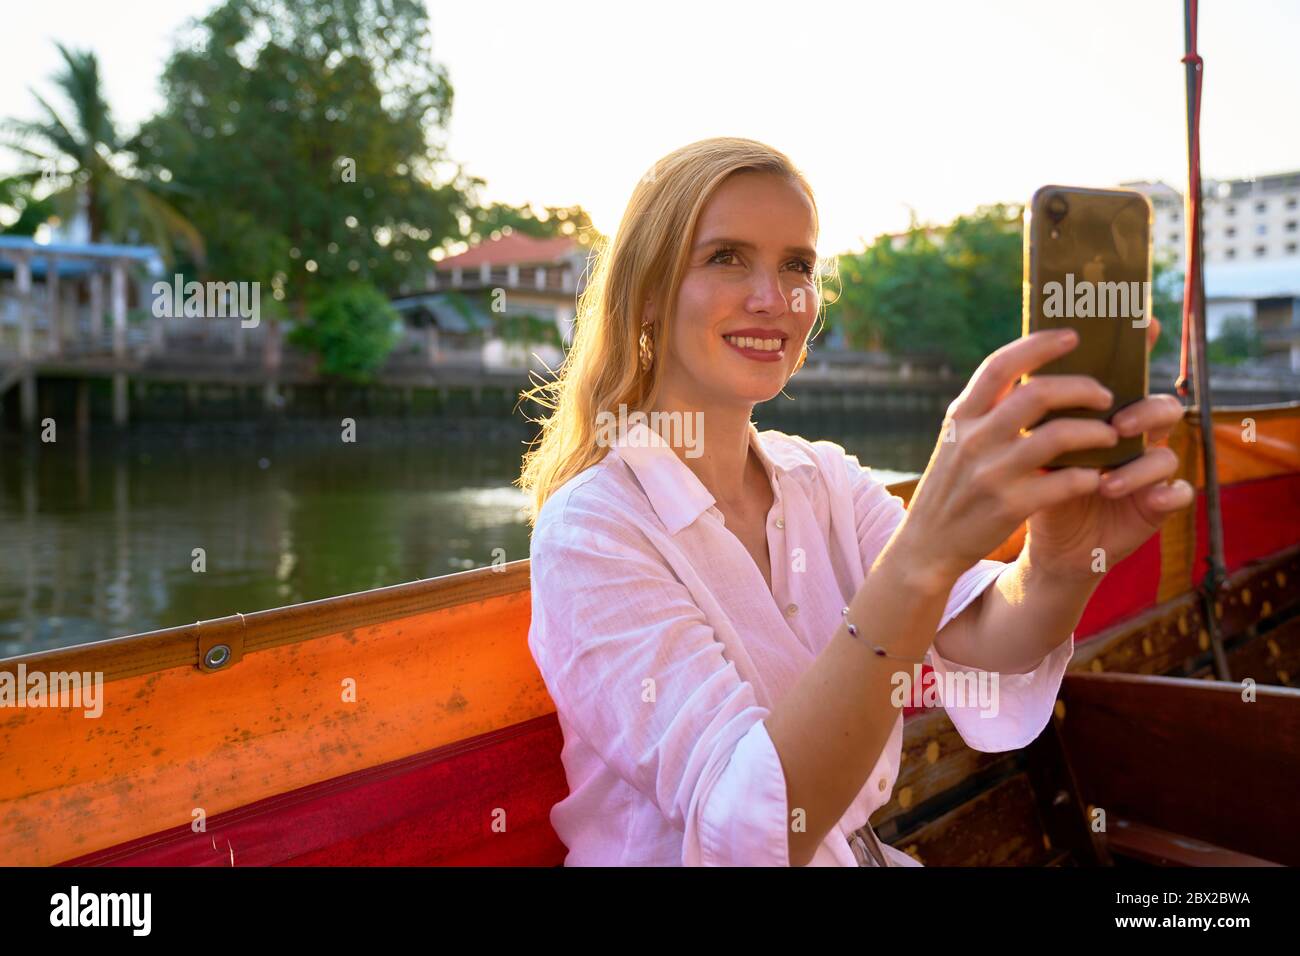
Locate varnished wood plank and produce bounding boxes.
[1057,671,1300,865]
[1106,817,1282,867]
[872,708,1013,831]
[889,773,1056,867]
[1226,613,1300,688]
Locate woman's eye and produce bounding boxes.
[708,249,814,275]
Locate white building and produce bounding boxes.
[1123,172,1300,369]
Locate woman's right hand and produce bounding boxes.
[894,328,1119,587]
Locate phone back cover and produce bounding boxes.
[1024,185,1152,468]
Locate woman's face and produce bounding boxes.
[653,171,819,410]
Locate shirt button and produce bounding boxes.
[877,777,887,792]
[775,516,785,529]
[785,603,798,616]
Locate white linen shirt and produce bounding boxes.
[526,420,1075,866]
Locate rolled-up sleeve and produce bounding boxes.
[529,513,790,866]
[694,719,790,866]
[836,445,1074,752]
[927,581,1074,752]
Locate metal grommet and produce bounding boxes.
[205,644,232,669]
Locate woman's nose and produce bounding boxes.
[746,269,788,314]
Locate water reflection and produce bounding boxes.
[0,418,934,655]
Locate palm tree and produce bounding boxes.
[0,175,54,236]
[0,43,203,264]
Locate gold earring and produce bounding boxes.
[792,343,808,373]
[639,322,654,371]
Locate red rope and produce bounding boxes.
[1176,0,1203,399]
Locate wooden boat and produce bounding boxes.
[2,398,1297,867]
[4,0,1296,871]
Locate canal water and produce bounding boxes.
[0,415,939,656]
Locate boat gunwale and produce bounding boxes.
[0,559,533,684]
[3,400,1297,685]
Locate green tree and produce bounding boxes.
[832,205,1022,370]
[831,204,1191,372]
[942,203,1025,363]
[465,201,601,247]
[132,0,469,306]
[289,281,399,381]
[1208,314,1262,365]
[130,0,488,374]
[0,43,202,260]
[496,310,563,349]
[833,227,963,360]
[1150,254,1184,361]
[0,176,55,236]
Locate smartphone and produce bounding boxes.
[1023,185,1151,470]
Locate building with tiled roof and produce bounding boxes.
[427,232,590,346]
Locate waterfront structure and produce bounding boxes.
[427,232,590,347]
[1124,172,1300,370]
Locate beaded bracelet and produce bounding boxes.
[841,606,928,664]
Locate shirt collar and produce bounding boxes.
[612,419,785,536]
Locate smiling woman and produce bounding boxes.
[517,138,828,511]
[516,137,1189,867]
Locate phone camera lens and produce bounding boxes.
[1046,194,1069,223]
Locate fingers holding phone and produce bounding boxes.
[899,329,1120,581]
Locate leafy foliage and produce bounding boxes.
[832,205,1022,370]
[437,289,562,348]
[1150,254,1184,361]
[289,281,399,381]
[465,202,599,247]
[833,204,1196,371]
[0,43,202,259]
[1208,314,1263,364]
[130,0,479,303]
[0,176,55,236]
[3,7,596,375]
[495,310,564,348]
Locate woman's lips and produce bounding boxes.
[721,335,785,363]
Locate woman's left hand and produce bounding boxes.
[1024,316,1196,580]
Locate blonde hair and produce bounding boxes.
[516,136,827,526]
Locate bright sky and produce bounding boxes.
[2,0,1298,256]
